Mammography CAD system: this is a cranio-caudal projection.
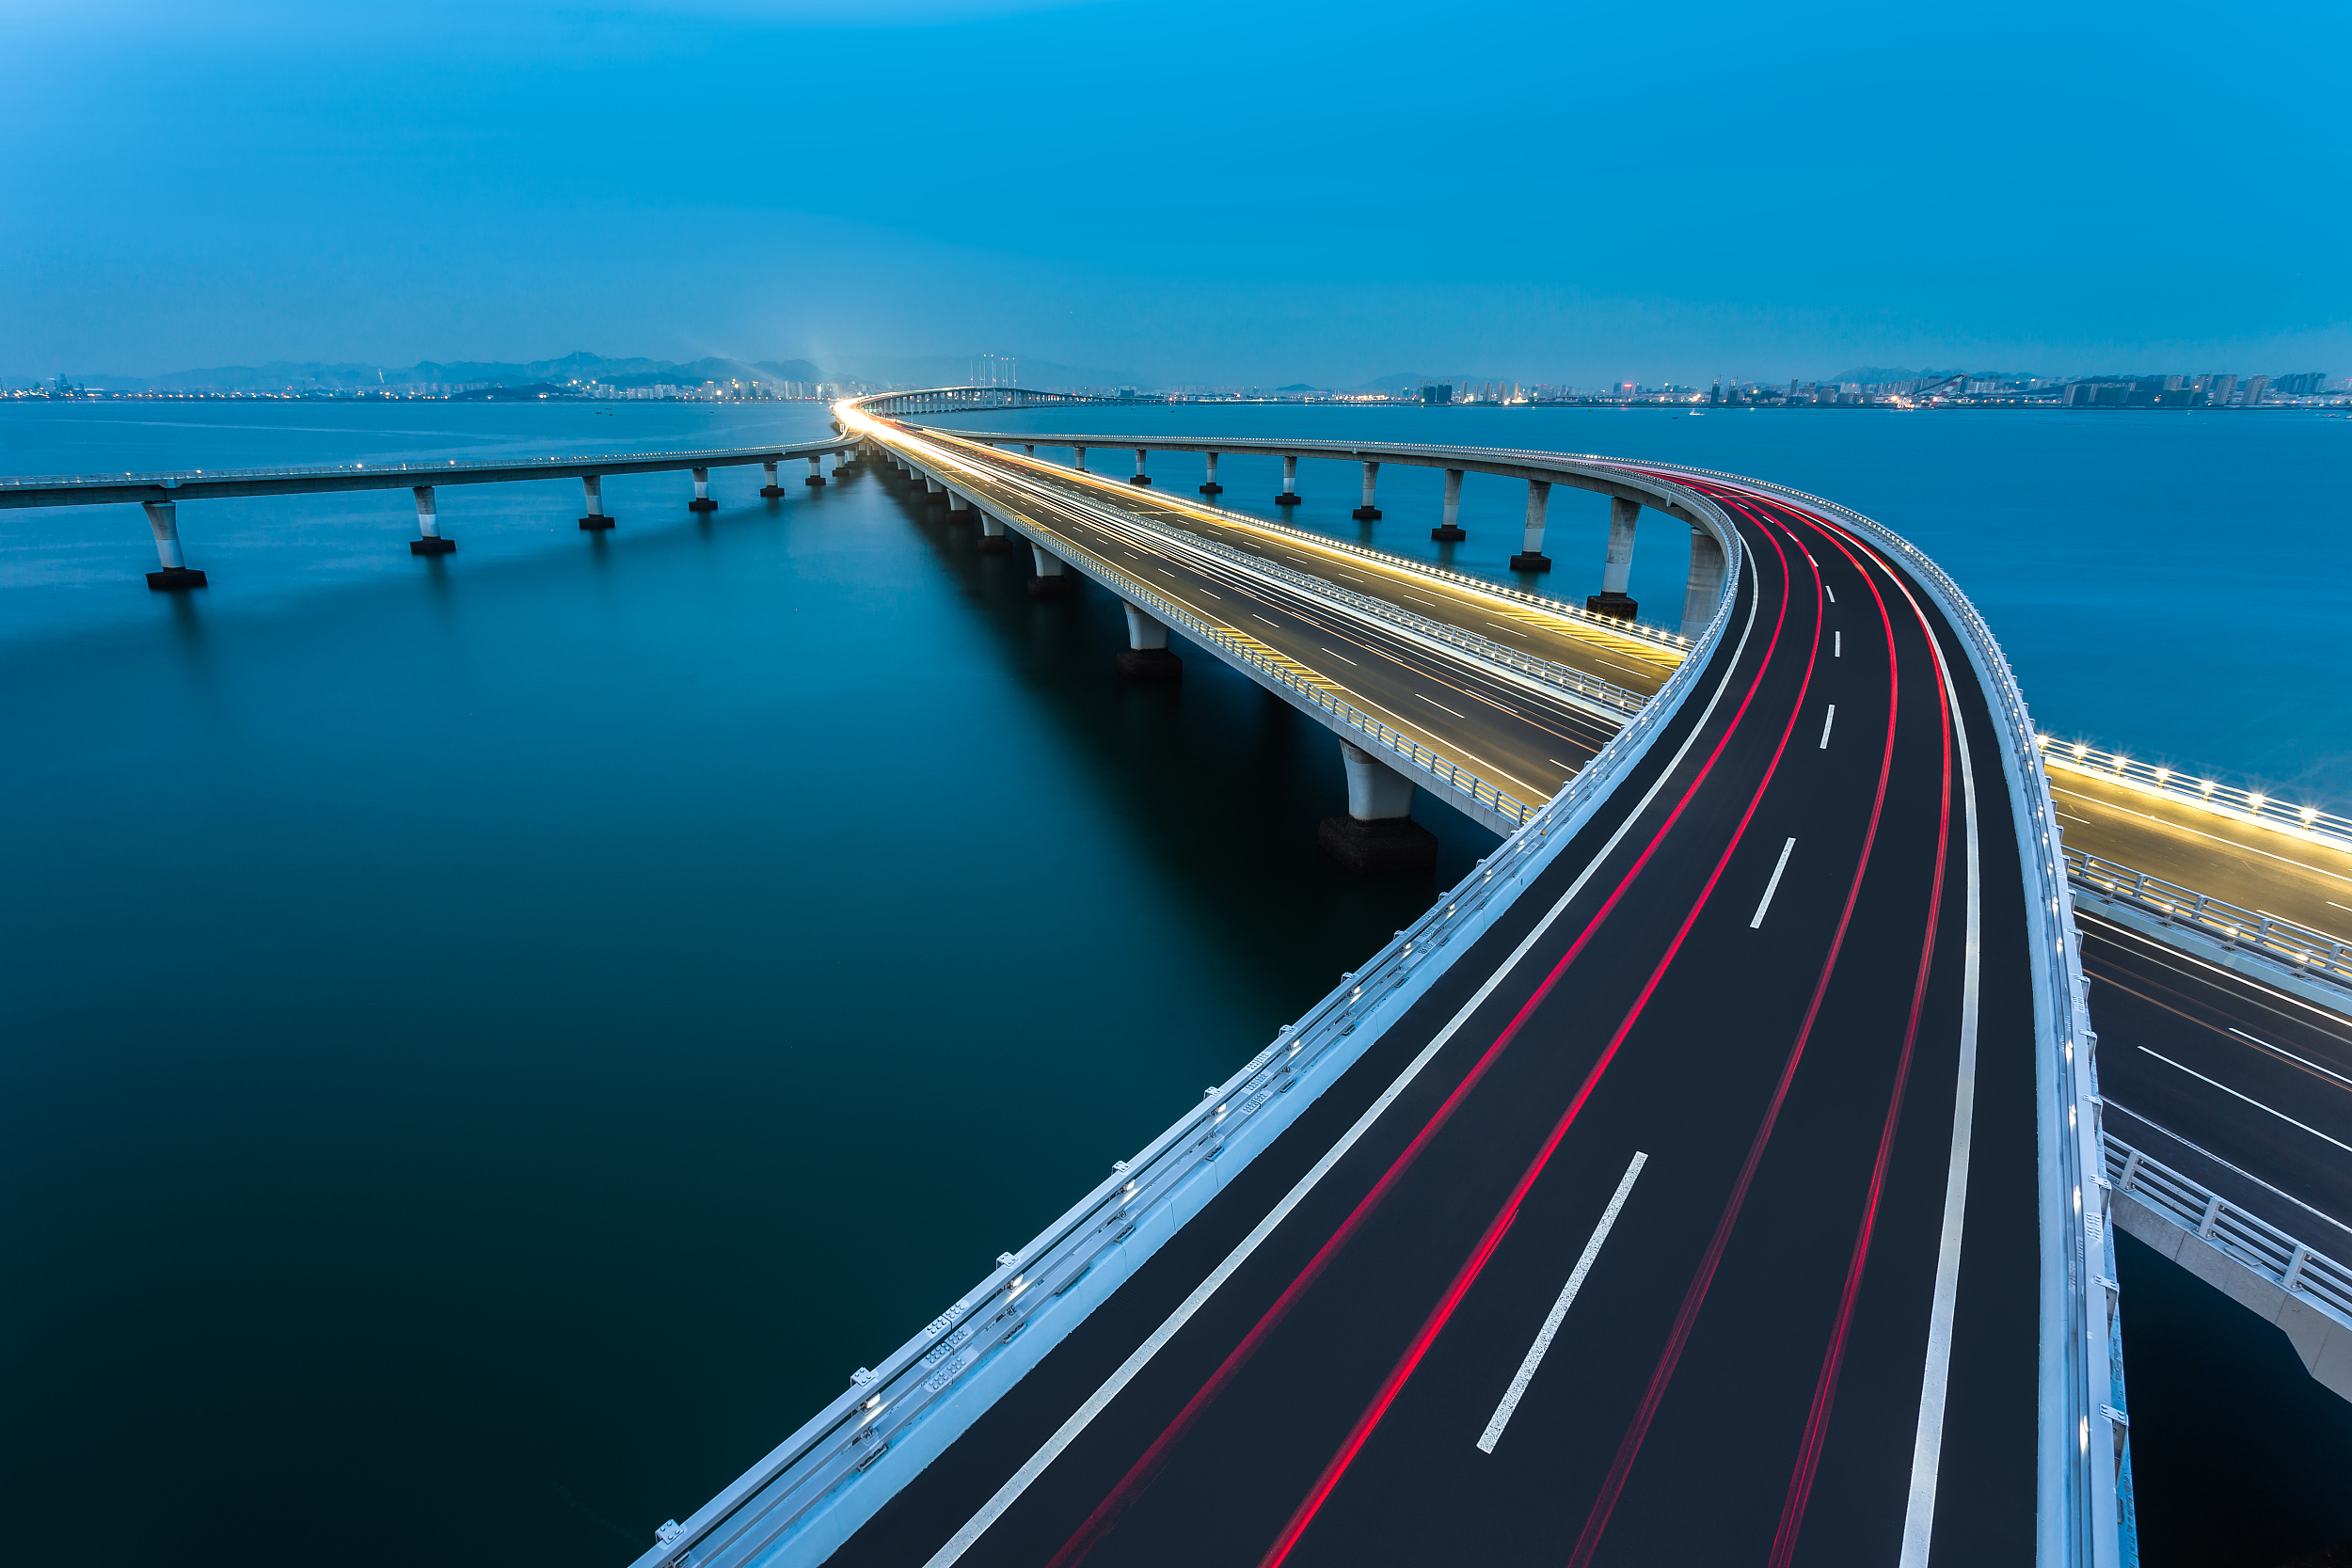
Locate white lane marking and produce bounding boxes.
[2138,1047,2352,1155]
[1422,694,1468,719]
[1475,1150,1648,1454]
[2332,901,2352,914]
[1486,621,1531,639]
[1898,576,1983,1568]
[1834,629,1841,657]
[2233,1031,2352,1091]
[1199,588,1221,598]
[2230,1027,2272,1049]
[2044,784,2352,889]
[1819,704,1836,750]
[1548,758,1582,773]
[1322,647,1360,667]
[1251,614,1281,628]
[1749,838,1797,928]
[1825,585,1836,604]
[919,529,1768,1568]
[2103,1099,2352,1239]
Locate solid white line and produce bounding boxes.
[1475,1150,1647,1453]
[918,531,1766,1568]
[1750,838,1797,928]
[2137,1047,2352,1155]
[1819,704,1836,750]
[2229,1027,2272,1049]
[1899,578,1983,1568]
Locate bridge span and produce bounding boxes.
[628,405,2129,1568]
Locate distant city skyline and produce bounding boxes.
[7,0,2345,385]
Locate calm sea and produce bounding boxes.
[2,401,2344,1568]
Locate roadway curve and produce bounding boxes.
[818,451,2048,1566]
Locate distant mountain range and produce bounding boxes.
[40,351,827,392]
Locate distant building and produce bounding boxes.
[2241,375,2271,405]
[1421,383,1453,405]
[2275,372,2327,395]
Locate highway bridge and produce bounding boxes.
[11,390,2347,1560]
[621,404,2131,1568]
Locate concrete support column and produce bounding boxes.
[1073,446,1089,473]
[760,461,784,498]
[1509,479,1553,572]
[1200,451,1223,496]
[1352,461,1382,521]
[688,467,717,513]
[923,475,949,507]
[946,493,974,523]
[1028,543,1074,599]
[409,484,454,555]
[806,454,827,486]
[977,512,1015,554]
[1319,739,1437,873]
[1588,495,1640,619]
[1432,468,1466,541]
[1276,453,1301,505]
[1117,602,1183,681]
[1680,526,1727,639]
[1025,444,1037,458]
[1130,449,1152,486]
[579,474,614,531]
[141,500,206,590]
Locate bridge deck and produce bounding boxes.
[797,444,2048,1567]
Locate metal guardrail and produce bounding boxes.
[2065,848,2352,989]
[2042,736,2352,852]
[2106,1135,2352,1323]
[930,439,1650,720]
[633,417,1747,1568]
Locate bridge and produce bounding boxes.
[617,399,2132,1568]
[11,388,2346,1560]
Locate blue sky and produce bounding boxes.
[5,0,2344,385]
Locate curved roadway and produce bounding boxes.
[822,437,2045,1567]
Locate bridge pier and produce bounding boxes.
[408,484,454,554]
[760,461,784,498]
[946,493,974,523]
[1025,444,1036,458]
[977,512,1016,554]
[1276,453,1301,506]
[140,500,206,589]
[1028,544,1074,598]
[1320,740,1438,874]
[1200,451,1222,496]
[579,474,614,530]
[1681,526,1726,639]
[688,467,717,513]
[1432,467,1466,541]
[1587,495,1640,619]
[1117,602,1183,681]
[807,454,827,486]
[1073,446,1089,474]
[1352,461,1382,521]
[923,476,947,506]
[1130,449,1152,486]
[1508,479,1552,572]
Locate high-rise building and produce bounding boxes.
[2275,372,2327,395]
[2241,375,2271,405]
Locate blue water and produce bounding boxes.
[2,402,2345,1566]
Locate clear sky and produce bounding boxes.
[5,0,2344,386]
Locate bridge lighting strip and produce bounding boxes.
[2040,739,2352,855]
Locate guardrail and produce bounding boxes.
[2106,1135,2352,1323]
[2042,736,2352,853]
[2065,847,2352,990]
[633,419,1746,1568]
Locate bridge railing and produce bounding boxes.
[2106,1135,2352,1323]
[2064,848,2352,990]
[2041,736,2352,853]
[631,426,1748,1568]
